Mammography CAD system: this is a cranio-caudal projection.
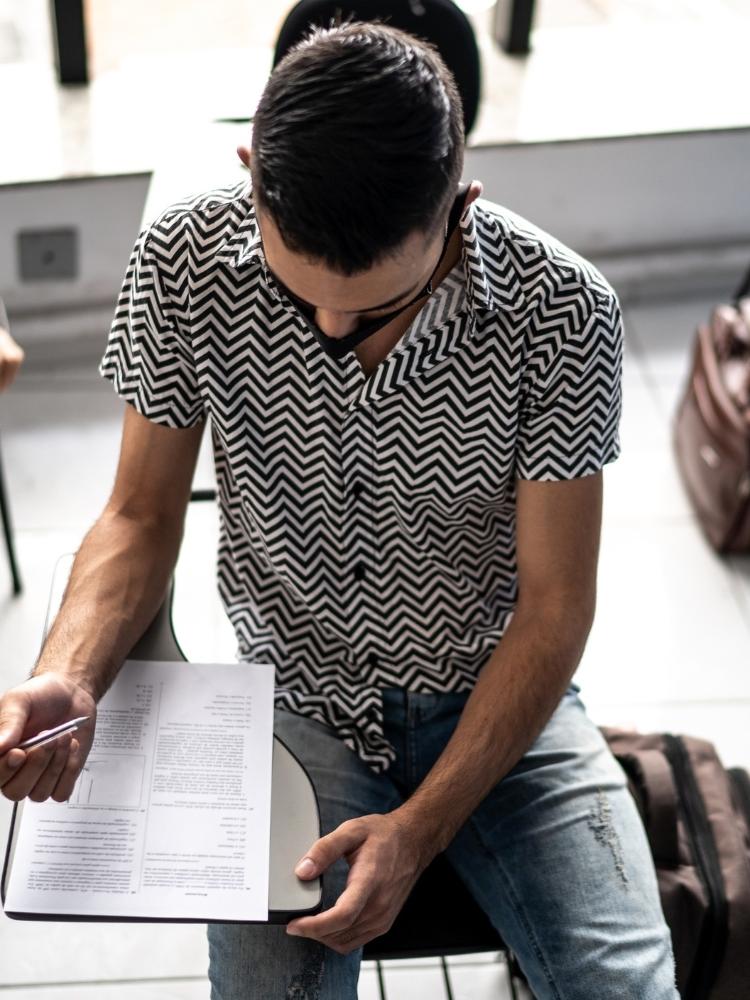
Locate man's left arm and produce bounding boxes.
[287,470,603,952]
[389,470,603,849]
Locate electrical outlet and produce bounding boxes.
[17,227,79,281]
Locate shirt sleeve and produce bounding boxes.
[515,293,623,481]
[99,225,205,428]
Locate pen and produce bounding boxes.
[17,716,90,752]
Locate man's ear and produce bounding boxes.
[237,145,252,169]
[463,180,483,212]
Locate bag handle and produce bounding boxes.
[615,749,680,865]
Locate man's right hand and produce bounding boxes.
[0,674,96,803]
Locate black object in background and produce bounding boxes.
[492,0,537,55]
[273,0,481,138]
[50,0,88,85]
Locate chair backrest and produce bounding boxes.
[272,0,481,137]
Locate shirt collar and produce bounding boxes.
[459,199,526,317]
[216,184,526,319]
[215,181,264,268]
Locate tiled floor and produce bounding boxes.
[1,289,748,997]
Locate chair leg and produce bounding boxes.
[507,959,520,999]
[0,440,22,595]
[375,959,388,1000]
[439,955,455,1000]
[506,948,524,1000]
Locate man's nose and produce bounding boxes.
[314,309,359,338]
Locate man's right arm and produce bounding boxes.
[0,403,205,803]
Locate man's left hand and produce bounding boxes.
[0,327,24,392]
[286,810,432,954]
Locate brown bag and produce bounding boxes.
[601,727,750,1000]
[673,268,750,552]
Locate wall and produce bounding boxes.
[465,126,750,302]
[0,173,150,362]
[1,126,748,366]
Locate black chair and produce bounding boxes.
[187,490,528,999]
[0,434,22,596]
[272,0,481,138]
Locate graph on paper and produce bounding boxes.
[71,753,146,808]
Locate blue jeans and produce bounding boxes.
[207,684,679,999]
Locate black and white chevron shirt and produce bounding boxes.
[100,179,623,773]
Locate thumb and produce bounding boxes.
[0,693,31,754]
[294,820,367,879]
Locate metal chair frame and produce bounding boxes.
[0,434,22,595]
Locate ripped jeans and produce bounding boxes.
[207,684,680,999]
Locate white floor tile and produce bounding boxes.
[381,963,450,1000]
[0,980,209,1000]
[0,530,87,693]
[0,389,123,532]
[357,965,382,1000]
[0,375,215,534]
[623,298,718,386]
[172,502,237,665]
[447,959,515,1000]
[0,920,209,987]
[374,956,521,1000]
[726,551,750,633]
[622,297,718,422]
[575,515,750,705]
[619,362,668,450]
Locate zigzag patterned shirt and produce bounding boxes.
[100,179,623,773]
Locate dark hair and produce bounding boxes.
[250,21,465,276]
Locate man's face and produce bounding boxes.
[255,207,446,340]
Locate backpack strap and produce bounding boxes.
[615,749,680,864]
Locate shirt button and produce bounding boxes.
[367,652,379,668]
[353,561,366,581]
[351,482,364,499]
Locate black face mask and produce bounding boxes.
[261,184,470,362]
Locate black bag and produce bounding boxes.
[601,726,750,1000]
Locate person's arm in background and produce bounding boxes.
[0,404,204,804]
[0,296,25,392]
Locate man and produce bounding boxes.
[0,22,679,1000]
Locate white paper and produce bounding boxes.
[4,659,274,921]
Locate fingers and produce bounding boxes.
[1,741,57,801]
[0,675,97,803]
[0,690,32,755]
[0,350,23,391]
[28,735,74,802]
[51,738,84,802]
[288,869,371,939]
[0,331,24,392]
[1,735,81,802]
[295,818,368,879]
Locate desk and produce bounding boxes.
[40,554,322,923]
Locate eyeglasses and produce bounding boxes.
[257,218,453,360]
